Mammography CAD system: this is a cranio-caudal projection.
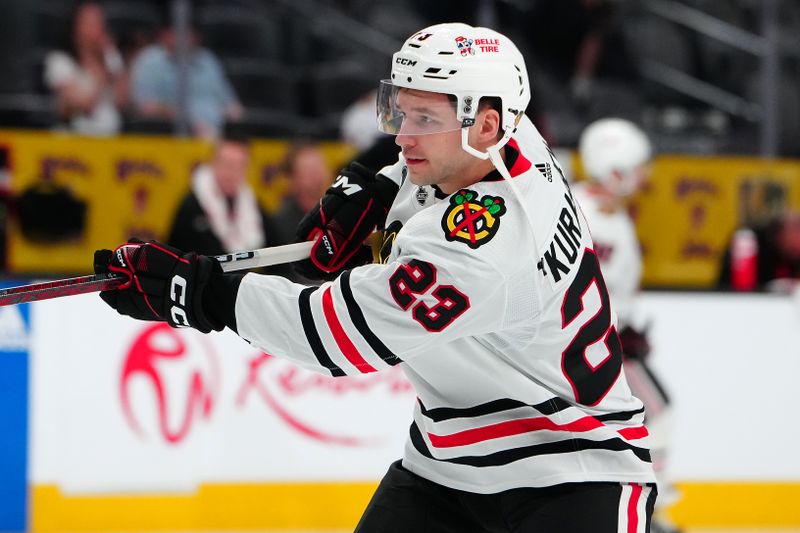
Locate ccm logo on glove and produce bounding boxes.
[296,161,400,279]
[331,175,363,196]
[170,274,189,327]
[94,239,224,334]
[321,235,334,256]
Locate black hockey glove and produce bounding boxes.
[94,239,224,333]
[296,161,399,280]
[618,325,651,360]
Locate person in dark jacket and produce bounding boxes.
[166,130,269,256]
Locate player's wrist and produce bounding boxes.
[373,174,400,211]
[172,253,224,333]
[202,270,246,333]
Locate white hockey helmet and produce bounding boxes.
[377,23,530,160]
[578,118,652,196]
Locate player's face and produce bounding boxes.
[632,163,652,193]
[393,89,474,192]
[609,163,651,199]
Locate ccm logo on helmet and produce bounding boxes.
[170,275,190,327]
[395,57,417,66]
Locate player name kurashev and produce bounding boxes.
[538,192,583,285]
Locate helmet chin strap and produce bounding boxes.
[460,125,542,264]
[460,126,518,161]
[460,127,491,160]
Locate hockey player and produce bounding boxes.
[575,118,678,533]
[95,24,656,532]
[574,119,651,331]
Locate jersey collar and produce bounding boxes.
[478,138,532,183]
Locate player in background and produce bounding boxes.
[575,118,678,533]
[94,24,656,532]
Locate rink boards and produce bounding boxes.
[3,289,800,530]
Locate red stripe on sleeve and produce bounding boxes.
[627,483,643,533]
[618,426,649,441]
[321,287,377,373]
[427,415,604,448]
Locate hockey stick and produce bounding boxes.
[0,240,315,307]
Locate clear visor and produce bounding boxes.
[377,80,463,136]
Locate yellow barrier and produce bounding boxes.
[572,153,800,287]
[2,129,799,287]
[0,130,356,274]
[669,482,800,528]
[32,482,377,532]
[31,481,800,531]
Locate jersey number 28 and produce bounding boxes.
[561,249,623,406]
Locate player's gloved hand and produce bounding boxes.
[93,239,224,333]
[296,161,399,279]
[618,325,651,360]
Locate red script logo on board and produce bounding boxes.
[120,323,219,444]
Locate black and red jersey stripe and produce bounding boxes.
[321,286,378,373]
[298,276,403,377]
[340,271,403,367]
[409,422,652,467]
[419,397,572,421]
[418,397,645,423]
[298,286,346,377]
[412,397,651,467]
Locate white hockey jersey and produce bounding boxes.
[233,116,655,493]
[572,185,642,327]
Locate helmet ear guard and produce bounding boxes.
[455,94,479,125]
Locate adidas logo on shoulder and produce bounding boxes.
[535,163,553,182]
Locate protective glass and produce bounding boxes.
[377,80,463,136]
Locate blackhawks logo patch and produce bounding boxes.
[441,189,506,249]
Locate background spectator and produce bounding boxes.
[339,90,401,173]
[340,89,381,151]
[117,26,155,69]
[268,142,333,247]
[717,211,800,292]
[523,0,638,105]
[44,2,127,136]
[166,128,267,256]
[129,11,243,139]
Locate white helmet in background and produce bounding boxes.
[579,118,652,196]
[377,23,530,161]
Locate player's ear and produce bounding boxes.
[477,108,501,143]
